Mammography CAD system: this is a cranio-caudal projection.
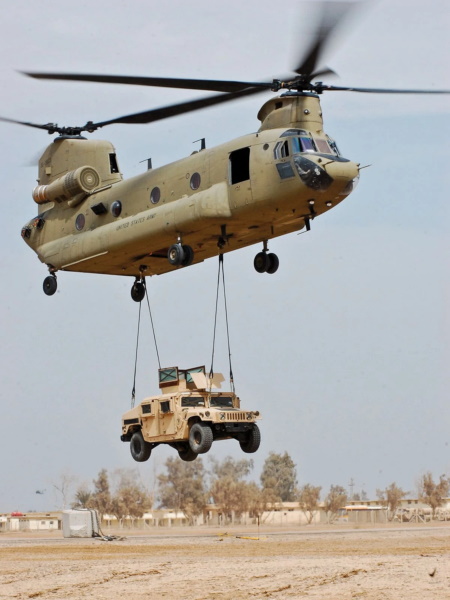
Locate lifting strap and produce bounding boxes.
[131,280,161,408]
[131,300,142,408]
[209,253,235,392]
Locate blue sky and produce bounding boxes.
[0,0,448,511]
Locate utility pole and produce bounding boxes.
[348,478,355,501]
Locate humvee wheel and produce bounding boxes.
[239,424,261,453]
[130,430,152,462]
[178,444,198,461]
[189,422,213,454]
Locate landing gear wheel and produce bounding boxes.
[168,243,185,266]
[178,444,198,461]
[189,422,213,454]
[181,244,194,267]
[130,430,152,462]
[43,275,57,296]
[266,253,279,274]
[239,424,261,454]
[131,279,146,302]
[254,252,269,273]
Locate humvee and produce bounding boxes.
[121,366,261,462]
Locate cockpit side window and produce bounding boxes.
[273,141,290,159]
[328,139,341,156]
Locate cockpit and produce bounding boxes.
[273,128,356,192]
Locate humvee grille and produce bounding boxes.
[226,412,248,421]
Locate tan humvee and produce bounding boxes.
[121,366,261,462]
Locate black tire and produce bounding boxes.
[181,244,194,267]
[239,424,261,453]
[266,253,279,274]
[43,275,57,296]
[130,430,152,462]
[189,422,213,454]
[254,252,269,273]
[178,444,198,461]
[131,280,146,302]
[168,243,185,266]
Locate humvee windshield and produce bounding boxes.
[181,396,205,407]
[210,396,234,408]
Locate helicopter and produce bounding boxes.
[2,2,448,302]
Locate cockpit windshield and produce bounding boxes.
[281,128,340,157]
[210,395,234,408]
[292,136,316,153]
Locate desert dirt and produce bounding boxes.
[1,523,449,599]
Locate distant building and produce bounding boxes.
[345,498,450,523]
[0,512,61,531]
[203,502,323,526]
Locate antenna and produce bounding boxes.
[193,138,206,150]
[139,158,152,170]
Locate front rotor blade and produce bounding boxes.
[317,84,450,94]
[294,1,355,77]
[309,67,337,80]
[91,87,265,129]
[24,71,271,93]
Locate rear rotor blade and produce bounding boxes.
[90,87,265,129]
[0,116,58,132]
[23,71,271,93]
[1,87,267,136]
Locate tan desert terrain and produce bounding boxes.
[1,523,449,599]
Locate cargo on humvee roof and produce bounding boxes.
[121,366,261,462]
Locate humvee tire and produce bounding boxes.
[178,444,198,461]
[189,422,213,454]
[239,424,261,453]
[130,430,152,462]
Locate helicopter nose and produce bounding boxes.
[323,158,360,198]
[293,155,359,192]
[321,158,359,182]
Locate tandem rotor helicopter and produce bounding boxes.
[2,2,448,302]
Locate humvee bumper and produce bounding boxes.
[212,422,255,434]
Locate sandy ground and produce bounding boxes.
[1,523,449,599]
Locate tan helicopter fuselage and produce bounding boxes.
[21,93,359,278]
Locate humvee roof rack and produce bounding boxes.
[158,366,225,392]
[159,366,206,389]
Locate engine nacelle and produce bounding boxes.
[32,165,100,206]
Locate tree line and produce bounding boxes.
[69,451,450,525]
